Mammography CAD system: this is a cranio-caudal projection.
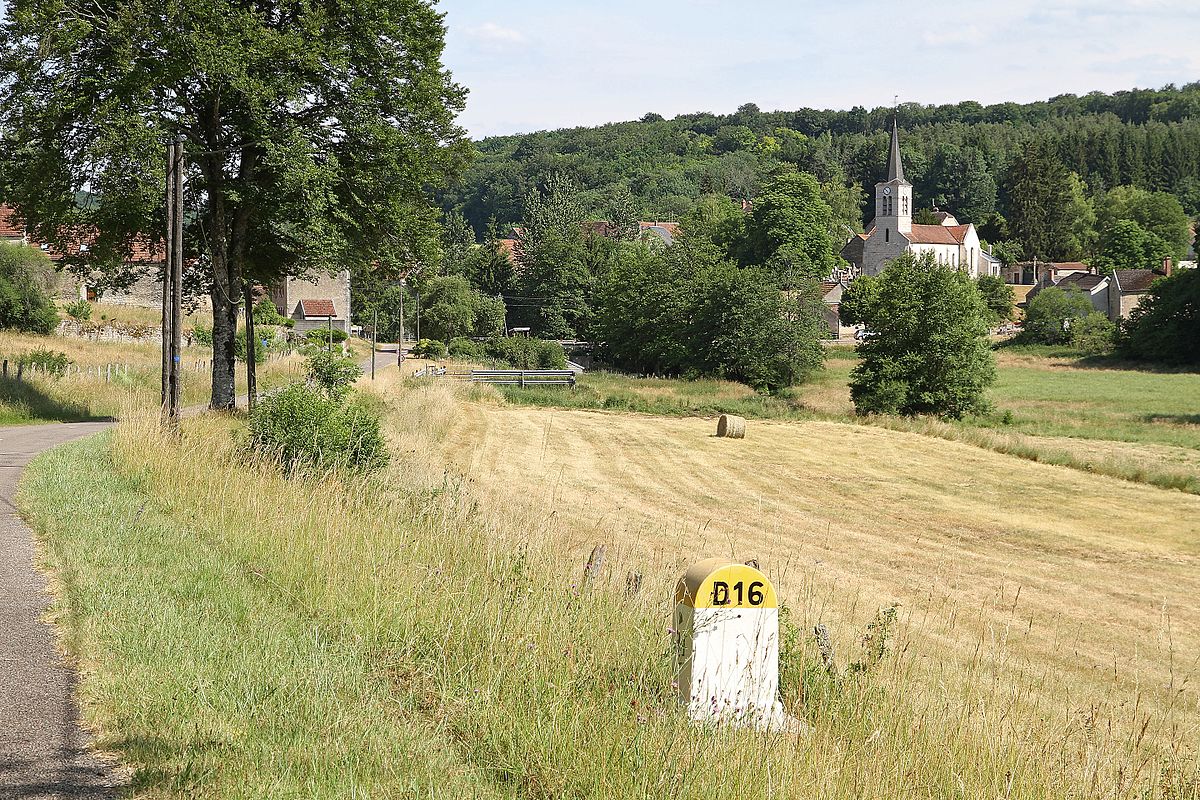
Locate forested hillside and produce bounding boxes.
[441,84,1200,241]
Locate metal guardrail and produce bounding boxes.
[411,367,577,388]
[468,369,576,388]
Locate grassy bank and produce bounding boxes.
[0,330,306,423]
[23,382,1197,797]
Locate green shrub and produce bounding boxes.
[0,241,58,334]
[411,338,448,359]
[252,299,290,326]
[304,351,362,399]
[305,327,349,347]
[1117,267,1200,365]
[447,337,483,361]
[1019,287,1095,345]
[15,348,72,376]
[1070,312,1117,355]
[66,299,92,321]
[483,337,567,369]
[248,383,388,473]
[191,324,213,346]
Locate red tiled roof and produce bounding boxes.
[904,224,970,245]
[0,205,25,239]
[0,204,160,263]
[638,221,681,236]
[300,298,337,318]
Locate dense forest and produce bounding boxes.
[440,84,1200,248]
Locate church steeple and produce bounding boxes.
[886,117,906,183]
[875,116,912,234]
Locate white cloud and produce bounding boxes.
[466,22,527,47]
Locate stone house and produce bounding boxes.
[1054,272,1110,315]
[269,270,352,334]
[1107,269,1161,321]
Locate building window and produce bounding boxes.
[885,228,889,243]
[902,196,908,214]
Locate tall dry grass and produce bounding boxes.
[42,373,1189,798]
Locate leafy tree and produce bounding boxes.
[838,273,880,326]
[1093,219,1173,273]
[913,208,940,225]
[441,211,476,276]
[848,251,995,418]
[305,351,363,400]
[741,171,837,285]
[1064,172,1099,259]
[691,265,825,391]
[419,275,506,341]
[0,0,469,409]
[468,220,516,297]
[0,241,58,334]
[1019,287,1096,345]
[975,275,1015,325]
[1096,186,1192,259]
[605,185,642,241]
[1004,139,1077,261]
[1117,268,1199,365]
[515,174,591,338]
[593,237,824,391]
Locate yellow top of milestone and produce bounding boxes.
[675,558,777,609]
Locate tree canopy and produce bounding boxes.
[847,251,996,418]
[0,0,470,408]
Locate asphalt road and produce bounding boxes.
[0,421,123,799]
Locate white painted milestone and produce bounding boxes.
[672,558,801,732]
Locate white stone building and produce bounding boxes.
[840,122,999,279]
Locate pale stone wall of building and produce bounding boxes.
[274,270,352,333]
[861,226,908,276]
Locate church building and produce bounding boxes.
[840,121,1000,278]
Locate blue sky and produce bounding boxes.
[441,0,1200,137]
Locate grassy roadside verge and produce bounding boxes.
[17,401,1150,797]
[19,433,505,798]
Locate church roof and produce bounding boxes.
[904,224,970,245]
[885,119,908,184]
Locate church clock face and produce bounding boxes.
[883,187,891,195]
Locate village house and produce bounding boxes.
[268,271,353,334]
[840,121,999,279]
[0,203,165,304]
[1031,262,1176,322]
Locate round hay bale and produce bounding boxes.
[716,414,746,439]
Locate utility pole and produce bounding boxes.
[327,313,333,353]
[162,136,184,425]
[371,308,377,380]
[397,279,405,367]
[415,289,421,343]
[244,281,257,412]
[161,142,174,416]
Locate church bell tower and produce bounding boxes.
[875,119,912,235]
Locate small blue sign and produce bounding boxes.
[173,355,181,363]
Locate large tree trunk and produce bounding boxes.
[209,266,239,410]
